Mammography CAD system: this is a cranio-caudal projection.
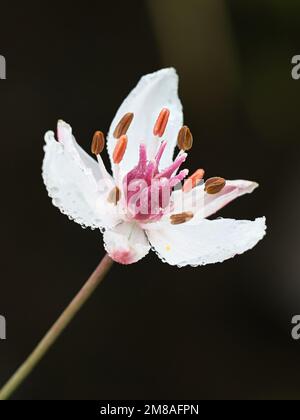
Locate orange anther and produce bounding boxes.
[91,131,105,155]
[153,108,170,137]
[113,135,128,164]
[107,186,121,205]
[205,177,226,195]
[183,169,205,193]
[170,211,194,225]
[113,113,134,139]
[177,126,193,151]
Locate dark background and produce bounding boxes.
[1,0,300,400]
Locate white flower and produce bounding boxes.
[42,68,266,266]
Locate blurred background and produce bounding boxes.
[1,0,300,400]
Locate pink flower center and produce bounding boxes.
[123,142,188,222]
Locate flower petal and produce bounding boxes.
[201,180,259,219]
[107,68,183,177]
[43,121,120,230]
[168,180,259,222]
[56,120,106,182]
[103,222,151,265]
[146,217,266,267]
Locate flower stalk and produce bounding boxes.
[0,254,114,400]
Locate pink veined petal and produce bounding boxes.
[146,217,266,267]
[103,222,151,264]
[107,68,183,178]
[168,179,260,222]
[201,180,260,219]
[142,179,260,231]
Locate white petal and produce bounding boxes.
[146,217,266,267]
[43,122,120,230]
[103,222,151,265]
[167,180,259,222]
[56,120,106,182]
[107,68,183,177]
[201,180,259,219]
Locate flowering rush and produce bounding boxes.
[43,68,266,266]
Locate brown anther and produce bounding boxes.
[205,177,226,194]
[91,131,105,155]
[153,108,170,137]
[183,169,205,193]
[107,186,121,205]
[177,126,193,151]
[113,113,134,139]
[170,211,194,225]
[113,135,128,164]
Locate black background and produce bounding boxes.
[1,0,300,400]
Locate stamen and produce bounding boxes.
[205,177,226,194]
[113,135,128,164]
[107,186,121,205]
[183,169,205,193]
[91,131,105,155]
[113,113,134,139]
[153,108,170,137]
[170,211,194,225]
[177,126,193,151]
